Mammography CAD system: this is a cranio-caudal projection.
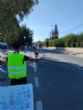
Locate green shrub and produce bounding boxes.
[41,33,83,47]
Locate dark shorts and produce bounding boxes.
[35,52,39,55]
[11,77,27,85]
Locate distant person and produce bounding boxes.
[6,42,42,85]
[34,44,40,59]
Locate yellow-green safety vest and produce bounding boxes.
[8,53,26,79]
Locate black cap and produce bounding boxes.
[13,42,21,49]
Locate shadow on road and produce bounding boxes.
[34,58,83,110]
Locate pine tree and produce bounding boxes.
[54,24,59,39]
[50,24,59,39]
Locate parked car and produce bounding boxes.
[0,42,7,49]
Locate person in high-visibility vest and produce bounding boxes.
[7,42,42,85]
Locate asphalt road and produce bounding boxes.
[0,48,83,110]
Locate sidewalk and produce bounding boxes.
[0,49,7,64]
[69,52,83,58]
[43,47,83,58]
[0,57,6,63]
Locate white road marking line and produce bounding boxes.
[34,62,37,72]
[36,101,43,110]
[49,54,83,71]
[34,77,39,87]
[70,63,83,70]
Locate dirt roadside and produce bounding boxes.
[43,47,83,58]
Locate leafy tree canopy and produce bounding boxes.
[0,0,38,42]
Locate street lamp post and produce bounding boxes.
[24,36,26,50]
[24,36,26,45]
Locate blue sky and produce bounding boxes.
[19,0,83,42]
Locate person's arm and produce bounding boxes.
[24,56,43,62]
[28,57,42,62]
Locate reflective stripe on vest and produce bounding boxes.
[9,70,26,74]
[8,66,26,69]
[8,53,26,79]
